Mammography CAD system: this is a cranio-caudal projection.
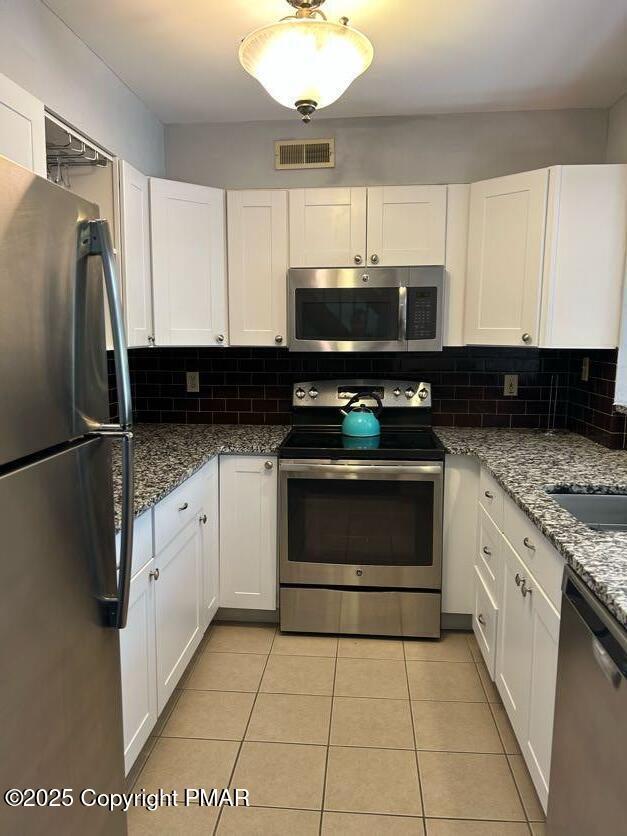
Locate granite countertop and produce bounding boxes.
[112,423,290,530]
[434,428,627,627]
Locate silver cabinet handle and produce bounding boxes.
[484,490,494,499]
[523,537,535,550]
[265,460,274,470]
[178,502,189,511]
[199,513,207,525]
[87,219,134,630]
[147,335,155,347]
[522,333,532,343]
[515,573,523,587]
[354,254,362,264]
[216,334,225,343]
[521,579,533,597]
[370,253,379,264]
[477,613,486,626]
[275,335,283,344]
[482,546,492,556]
[149,568,160,581]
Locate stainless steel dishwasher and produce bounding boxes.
[547,567,626,835]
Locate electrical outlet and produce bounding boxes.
[581,357,590,382]
[503,374,518,397]
[186,371,200,393]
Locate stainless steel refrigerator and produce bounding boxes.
[0,155,134,835]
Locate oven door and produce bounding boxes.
[288,267,407,352]
[279,459,443,589]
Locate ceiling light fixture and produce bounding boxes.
[239,0,374,122]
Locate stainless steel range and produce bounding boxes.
[278,379,444,638]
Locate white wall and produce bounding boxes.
[165,109,608,189]
[0,0,164,175]
[607,94,627,164]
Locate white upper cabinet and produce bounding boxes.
[289,187,367,267]
[464,169,549,347]
[0,72,46,177]
[120,161,154,348]
[444,184,470,346]
[366,185,447,266]
[150,178,228,346]
[227,190,289,346]
[539,165,627,349]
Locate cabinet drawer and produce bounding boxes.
[476,505,502,599]
[154,466,207,553]
[479,469,504,528]
[117,508,154,578]
[503,497,564,610]
[473,565,498,677]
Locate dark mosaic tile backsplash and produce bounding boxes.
[108,346,626,449]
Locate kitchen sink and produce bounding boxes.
[548,490,627,532]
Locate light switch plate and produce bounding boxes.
[581,357,590,382]
[503,374,518,397]
[186,371,200,393]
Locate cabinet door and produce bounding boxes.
[0,72,46,177]
[495,537,533,740]
[366,185,447,266]
[524,586,560,811]
[444,184,470,346]
[228,190,288,346]
[289,187,367,267]
[200,458,220,630]
[151,178,227,346]
[119,558,157,774]
[219,456,277,610]
[154,517,203,712]
[464,169,548,346]
[120,161,154,348]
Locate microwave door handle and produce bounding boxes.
[398,286,407,344]
[87,219,135,629]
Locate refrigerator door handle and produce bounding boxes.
[87,219,134,629]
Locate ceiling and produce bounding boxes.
[44,0,627,124]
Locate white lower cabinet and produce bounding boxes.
[473,467,562,812]
[219,455,277,611]
[200,458,220,630]
[119,558,157,775]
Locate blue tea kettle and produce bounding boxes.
[341,392,383,437]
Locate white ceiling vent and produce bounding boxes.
[274,138,335,170]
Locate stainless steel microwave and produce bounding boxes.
[287,266,444,352]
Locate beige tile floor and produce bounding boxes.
[128,623,545,835]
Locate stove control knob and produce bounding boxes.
[308,387,319,399]
[393,388,401,397]
[418,387,429,401]
[405,388,416,399]
[295,387,306,400]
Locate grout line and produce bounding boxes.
[318,643,338,832]
[404,637,426,819]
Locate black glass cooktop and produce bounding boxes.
[279,429,444,460]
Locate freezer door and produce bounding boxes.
[0,438,125,836]
[0,155,108,467]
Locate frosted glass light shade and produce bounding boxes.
[239,18,373,116]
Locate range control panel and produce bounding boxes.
[292,379,432,409]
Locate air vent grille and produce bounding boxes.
[275,138,335,169]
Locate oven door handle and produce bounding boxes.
[280,462,443,477]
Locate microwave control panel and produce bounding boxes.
[406,286,438,341]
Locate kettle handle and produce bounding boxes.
[344,391,383,417]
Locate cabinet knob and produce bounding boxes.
[275,335,283,344]
[199,513,207,525]
[523,536,535,551]
[149,568,160,581]
[482,545,492,557]
[477,613,486,626]
[147,335,155,347]
[521,579,533,597]
[178,502,189,511]
[264,460,274,470]
[354,254,362,264]
[216,334,225,343]
[484,490,494,499]
[522,333,532,344]
[370,253,379,264]
[515,572,523,587]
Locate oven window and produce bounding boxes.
[295,288,400,342]
[287,478,434,566]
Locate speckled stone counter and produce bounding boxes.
[434,428,627,627]
[112,423,290,530]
